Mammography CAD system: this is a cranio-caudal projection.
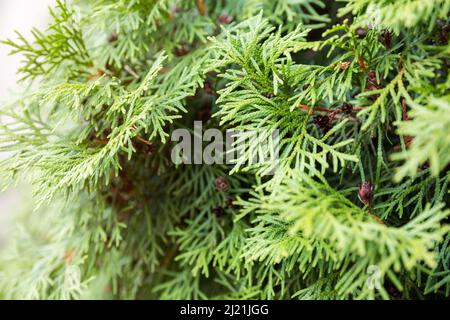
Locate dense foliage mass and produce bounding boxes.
[0,0,449,299]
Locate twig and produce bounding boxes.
[402,98,413,147]
[64,250,75,263]
[93,138,108,145]
[130,126,154,146]
[369,210,385,225]
[135,135,153,146]
[401,97,409,121]
[298,103,366,121]
[161,245,179,268]
[87,69,105,80]
[298,104,367,114]
[195,0,206,16]
[124,64,140,80]
[357,56,367,71]
[299,104,336,113]
[393,98,413,151]
[352,48,367,72]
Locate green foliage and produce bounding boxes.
[212,16,358,180]
[0,0,449,300]
[341,0,450,32]
[393,97,450,178]
[1,0,90,82]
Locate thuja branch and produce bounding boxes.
[1,0,449,301]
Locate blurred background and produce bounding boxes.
[0,0,54,246]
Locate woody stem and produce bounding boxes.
[195,0,206,16]
[298,104,367,114]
